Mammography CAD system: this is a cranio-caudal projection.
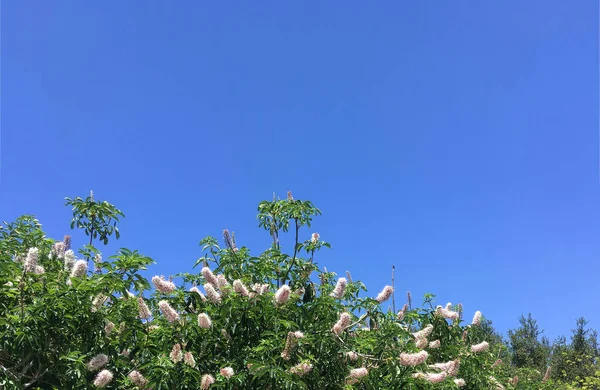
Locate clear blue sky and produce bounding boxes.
[2,2,598,342]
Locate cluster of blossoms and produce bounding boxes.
[375,285,393,303]
[411,350,465,384]
[274,285,291,305]
[436,302,459,321]
[64,249,76,271]
[429,359,460,377]
[346,351,359,361]
[413,324,434,349]
[289,362,313,376]
[220,367,234,378]
[201,267,219,286]
[412,371,447,383]
[91,294,108,313]
[152,275,176,293]
[87,354,109,371]
[472,310,482,325]
[204,283,222,304]
[170,343,183,363]
[399,350,429,367]
[158,300,179,323]
[233,279,250,297]
[346,367,368,385]
[332,312,352,335]
[252,283,270,295]
[70,259,88,278]
[137,297,152,319]
[200,374,215,390]
[128,370,149,387]
[330,277,347,299]
[198,313,212,329]
[93,370,113,388]
[470,341,489,353]
[397,303,409,321]
[281,331,304,360]
[23,248,45,275]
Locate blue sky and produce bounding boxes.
[2,1,598,342]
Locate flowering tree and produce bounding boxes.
[0,193,553,389]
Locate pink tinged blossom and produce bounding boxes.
[330,277,347,299]
[137,297,152,319]
[413,324,434,340]
[128,370,148,388]
[311,232,320,243]
[492,359,502,368]
[339,312,352,327]
[93,369,113,388]
[509,376,519,386]
[332,323,343,335]
[152,275,176,293]
[24,248,39,273]
[70,260,88,278]
[158,300,179,323]
[93,254,102,273]
[375,285,394,303]
[190,286,207,301]
[184,351,196,367]
[170,343,183,363]
[204,283,222,304]
[217,274,230,289]
[421,371,447,383]
[64,249,76,271]
[428,340,441,349]
[104,321,115,336]
[201,267,219,286]
[397,303,409,321]
[52,241,66,259]
[346,351,359,361]
[87,354,109,371]
[472,311,482,326]
[121,349,130,357]
[293,331,305,339]
[436,305,459,321]
[34,265,45,274]
[289,362,313,376]
[430,360,460,376]
[281,332,296,360]
[198,313,212,329]
[274,285,291,305]
[91,294,108,312]
[454,378,466,387]
[220,367,234,378]
[415,338,428,349]
[332,312,352,335]
[399,350,429,366]
[233,280,250,297]
[470,341,489,353]
[349,367,368,379]
[200,374,215,389]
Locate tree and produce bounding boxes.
[0,193,527,389]
[508,313,550,373]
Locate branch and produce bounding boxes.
[281,218,299,285]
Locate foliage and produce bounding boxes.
[0,193,597,389]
